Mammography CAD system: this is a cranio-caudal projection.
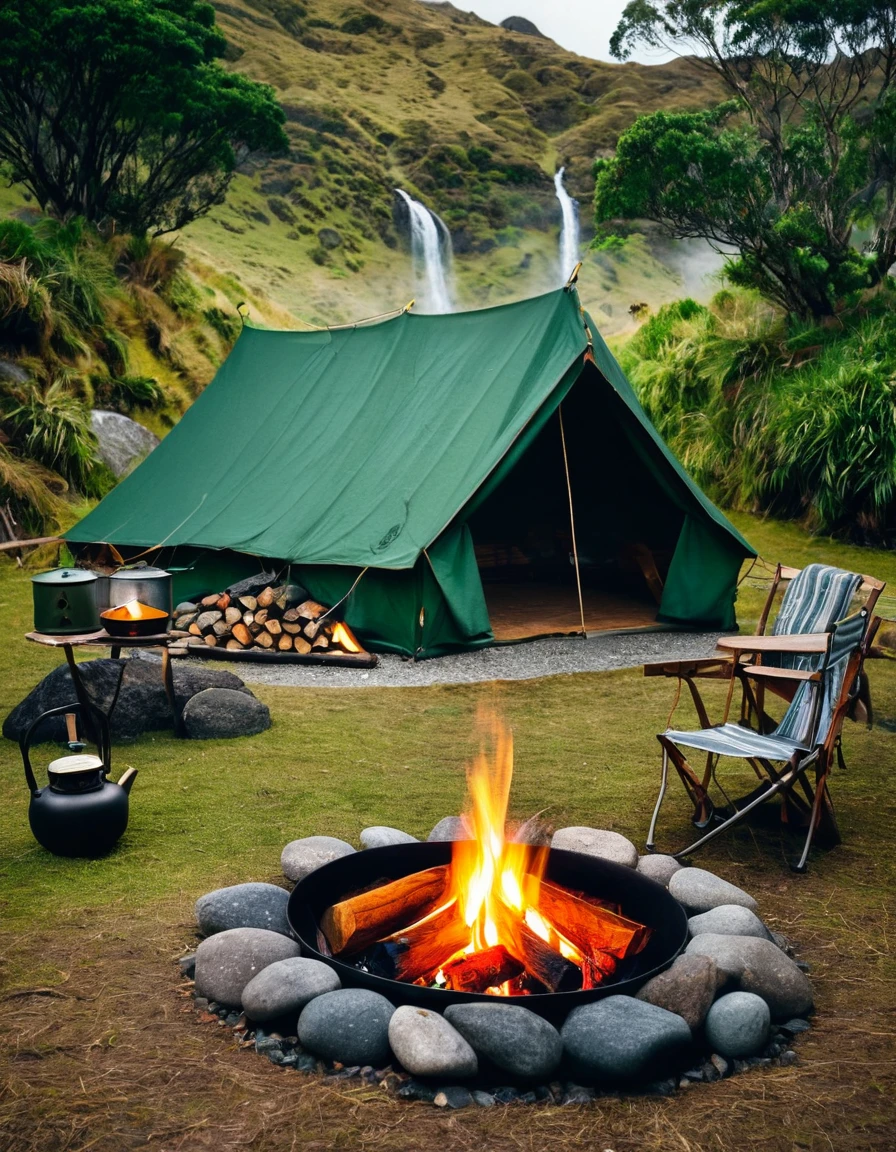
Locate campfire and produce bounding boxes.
[318,714,651,997]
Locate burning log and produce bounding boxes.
[530,878,650,960]
[441,945,523,993]
[499,913,582,993]
[321,865,450,956]
[382,901,471,984]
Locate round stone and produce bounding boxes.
[686,933,813,1019]
[241,958,342,1022]
[196,882,291,938]
[298,989,394,1066]
[388,1006,478,1078]
[281,836,356,882]
[359,826,420,849]
[194,927,300,1007]
[669,868,757,913]
[182,688,271,740]
[427,816,471,842]
[561,995,692,1083]
[688,904,772,941]
[443,1002,562,1081]
[637,854,683,886]
[705,992,771,1058]
[635,953,722,1030]
[551,827,638,868]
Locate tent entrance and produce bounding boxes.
[466,369,686,641]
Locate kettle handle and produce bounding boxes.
[20,701,112,795]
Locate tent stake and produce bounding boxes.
[558,404,587,640]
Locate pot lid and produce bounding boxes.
[109,566,170,580]
[32,568,97,585]
[48,753,105,774]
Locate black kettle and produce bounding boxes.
[21,703,137,857]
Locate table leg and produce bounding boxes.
[161,646,185,737]
[63,644,101,743]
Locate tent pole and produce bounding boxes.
[558,404,587,640]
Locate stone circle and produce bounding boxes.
[194,927,300,1006]
[551,827,638,868]
[196,882,291,938]
[242,958,342,1022]
[388,1006,478,1078]
[281,835,355,882]
[298,989,394,1066]
[705,991,771,1058]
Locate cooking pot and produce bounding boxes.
[98,565,173,619]
[32,568,100,634]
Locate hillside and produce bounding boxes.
[179,0,727,328]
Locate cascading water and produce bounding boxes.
[554,167,580,284]
[395,189,453,314]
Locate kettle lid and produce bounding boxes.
[32,568,97,585]
[48,753,105,774]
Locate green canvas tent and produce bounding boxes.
[67,287,755,657]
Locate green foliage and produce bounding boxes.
[0,370,99,491]
[602,3,896,317]
[0,0,288,235]
[92,374,167,414]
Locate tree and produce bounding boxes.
[596,2,896,317]
[0,0,288,235]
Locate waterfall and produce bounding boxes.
[554,167,580,284]
[395,189,453,314]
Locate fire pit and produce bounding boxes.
[288,843,688,1021]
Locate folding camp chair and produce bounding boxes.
[646,607,869,872]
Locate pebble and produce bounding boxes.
[179,953,196,978]
[780,1018,811,1036]
[298,989,394,1066]
[710,1053,729,1077]
[433,1086,474,1110]
[635,953,722,1030]
[780,1050,798,1065]
[194,927,301,1007]
[686,934,813,1019]
[669,868,758,913]
[444,1002,562,1081]
[241,957,342,1022]
[551,827,639,868]
[471,1090,496,1107]
[427,816,471,842]
[636,854,683,886]
[688,904,772,941]
[281,836,356,882]
[562,1084,596,1105]
[561,995,692,1083]
[397,1079,438,1103]
[359,826,419,849]
[388,1005,478,1079]
[196,882,291,938]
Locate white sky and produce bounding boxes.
[458,1,674,64]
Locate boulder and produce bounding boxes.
[500,15,546,37]
[90,410,159,477]
[281,835,355,882]
[388,1006,478,1079]
[298,989,394,1066]
[443,1002,562,1082]
[561,996,692,1083]
[427,816,471,842]
[551,827,638,868]
[241,958,341,1022]
[636,953,723,1030]
[686,933,813,1019]
[668,868,757,913]
[359,826,419,849]
[636,854,683,887]
[688,905,772,942]
[196,882,291,937]
[182,687,271,739]
[193,927,300,1006]
[705,992,770,1058]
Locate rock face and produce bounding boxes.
[183,687,272,739]
[298,989,394,1065]
[281,836,356,882]
[705,992,770,1058]
[686,934,813,1019]
[500,16,546,38]
[388,1006,478,1079]
[688,905,772,941]
[561,996,692,1083]
[193,927,300,1006]
[3,657,256,742]
[551,827,639,868]
[196,883,291,938]
[90,410,159,477]
[359,826,419,849]
[636,854,683,887]
[443,1002,562,1081]
[427,816,471,842]
[241,958,341,1022]
[669,868,758,913]
[636,953,722,1031]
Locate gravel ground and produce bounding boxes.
[217,629,723,690]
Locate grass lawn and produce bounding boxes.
[1,514,895,1151]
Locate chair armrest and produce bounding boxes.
[717,632,830,655]
[739,664,822,683]
[644,656,733,679]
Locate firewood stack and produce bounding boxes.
[167,580,368,659]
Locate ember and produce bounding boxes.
[321,712,650,996]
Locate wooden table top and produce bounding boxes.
[26,630,172,647]
[716,632,829,654]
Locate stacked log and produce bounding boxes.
[167,582,362,657]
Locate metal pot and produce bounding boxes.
[103,566,173,617]
[32,568,100,634]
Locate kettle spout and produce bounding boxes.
[117,767,138,794]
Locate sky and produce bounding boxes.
[456,1,675,64]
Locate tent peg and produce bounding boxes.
[565,262,583,289]
[404,299,415,312]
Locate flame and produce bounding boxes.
[330,620,362,653]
